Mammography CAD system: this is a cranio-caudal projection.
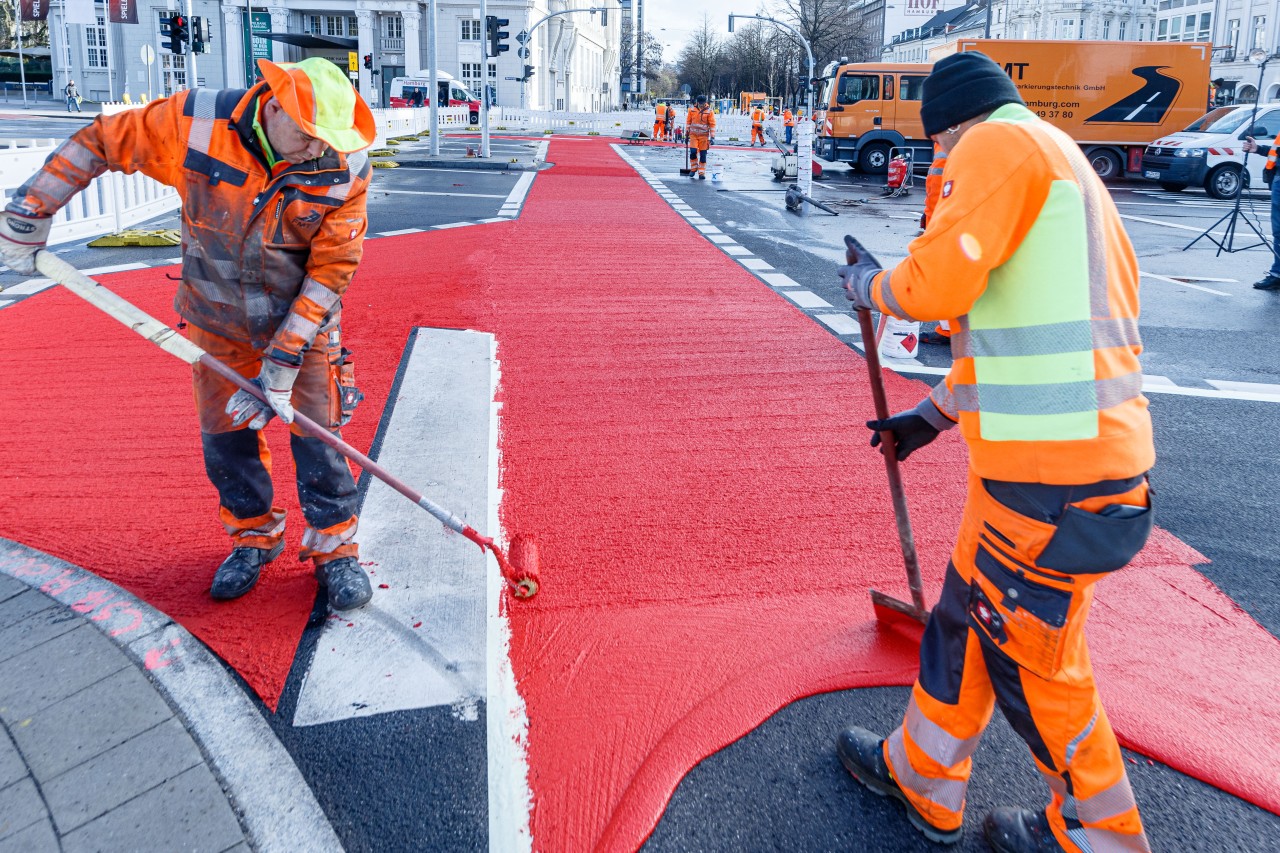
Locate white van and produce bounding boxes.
[389,73,481,123]
[1141,103,1280,198]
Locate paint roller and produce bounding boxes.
[844,235,929,627]
[34,251,540,599]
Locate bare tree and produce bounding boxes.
[0,5,49,50]
[772,0,876,68]
[620,22,664,87]
[676,16,725,99]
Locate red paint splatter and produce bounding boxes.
[413,622,422,629]
[378,583,389,589]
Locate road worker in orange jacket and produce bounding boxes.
[750,106,766,146]
[0,58,379,612]
[1241,131,1280,290]
[665,103,677,141]
[782,108,795,146]
[686,94,717,179]
[918,144,953,346]
[837,52,1155,853]
[654,102,667,141]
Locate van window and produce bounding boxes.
[1241,109,1280,138]
[837,74,880,105]
[1183,106,1248,134]
[900,75,926,101]
[452,86,470,101]
[884,75,894,100]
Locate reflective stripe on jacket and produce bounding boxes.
[751,108,765,125]
[872,103,1153,484]
[783,110,794,126]
[9,84,371,365]
[1266,130,1280,173]
[686,106,716,137]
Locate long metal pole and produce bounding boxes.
[184,0,198,87]
[245,0,253,87]
[16,0,28,108]
[480,0,490,157]
[429,0,439,155]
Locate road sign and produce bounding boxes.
[348,51,358,72]
[140,44,155,66]
[516,30,529,43]
[517,46,530,59]
[504,76,521,80]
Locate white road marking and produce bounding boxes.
[1120,213,1266,245]
[695,224,723,234]
[1206,378,1280,396]
[740,258,774,270]
[781,289,833,308]
[1124,91,1161,122]
[378,227,426,236]
[760,273,799,288]
[504,170,537,209]
[1,278,55,295]
[707,235,735,244]
[293,328,495,727]
[82,262,150,275]
[159,256,183,265]
[722,245,752,255]
[1168,275,1238,283]
[377,189,508,199]
[817,313,859,334]
[1140,270,1231,295]
[434,222,473,229]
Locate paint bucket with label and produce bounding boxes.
[710,158,725,181]
[879,317,920,360]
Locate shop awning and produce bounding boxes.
[261,33,358,50]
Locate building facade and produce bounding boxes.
[45,0,620,110]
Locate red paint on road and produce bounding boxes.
[0,139,1276,848]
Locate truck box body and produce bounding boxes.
[815,40,1211,179]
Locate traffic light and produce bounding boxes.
[486,16,510,59]
[363,53,373,70]
[190,16,206,54]
[522,64,535,82]
[166,14,188,55]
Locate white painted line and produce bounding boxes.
[760,273,799,288]
[695,224,723,234]
[707,235,735,244]
[0,278,54,295]
[740,258,774,271]
[817,313,860,334]
[1206,378,1280,396]
[82,262,149,275]
[1140,374,1179,387]
[159,256,183,265]
[722,245,752,255]
[686,216,710,224]
[0,298,14,308]
[487,340,533,852]
[378,227,426,237]
[504,169,537,209]
[1143,383,1280,403]
[1168,275,1238,283]
[377,189,508,199]
[294,329,493,727]
[1141,270,1231,296]
[434,221,474,229]
[477,217,510,224]
[1120,213,1260,242]
[781,289,834,308]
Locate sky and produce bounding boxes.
[644,0,755,64]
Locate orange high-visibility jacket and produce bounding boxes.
[686,106,716,138]
[923,145,947,225]
[751,107,765,125]
[871,104,1153,484]
[1265,130,1280,173]
[666,105,676,121]
[783,109,794,127]
[10,84,371,366]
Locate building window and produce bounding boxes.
[305,15,321,34]
[1198,12,1211,40]
[326,16,344,36]
[488,61,497,81]
[383,16,403,39]
[1119,20,1127,39]
[1157,18,1167,39]
[461,19,482,40]
[460,62,481,89]
[86,15,108,68]
[1103,18,1112,39]
[1253,16,1267,50]
[1228,18,1240,52]
[348,16,358,35]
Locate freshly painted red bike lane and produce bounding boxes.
[0,139,1275,850]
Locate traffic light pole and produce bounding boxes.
[185,0,199,87]
[480,0,490,157]
[517,8,609,111]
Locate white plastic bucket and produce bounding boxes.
[709,159,725,181]
[879,317,921,359]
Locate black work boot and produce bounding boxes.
[1253,274,1280,290]
[983,808,1066,853]
[314,556,373,611]
[837,726,963,845]
[210,541,284,601]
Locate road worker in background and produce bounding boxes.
[751,104,767,146]
[665,103,677,141]
[0,58,379,613]
[1241,132,1280,290]
[783,107,795,146]
[837,51,1156,853]
[918,143,953,346]
[686,94,717,180]
[654,102,667,142]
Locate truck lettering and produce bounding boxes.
[1003,62,1030,81]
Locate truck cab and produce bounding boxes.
[816,63,932,174]
[1142,103,1280,199]
[389,73,481,124]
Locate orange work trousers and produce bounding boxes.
[654,120,666,140]
[751,124,765,146]
[885,470,1154,852]
[190,324,362,564]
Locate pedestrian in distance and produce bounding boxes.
[1240,133,1280,290]
[64,79,81,113]
[838,51,1156,853]
[686,94,717,179]
[0,57,379,612]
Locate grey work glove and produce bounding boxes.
[225,357,300,430]
[866,398,954,462]
[0,209,52,277]
[839,235,882,311]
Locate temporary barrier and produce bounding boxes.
[0,137,181,247]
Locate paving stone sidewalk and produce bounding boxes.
[0,572,248,852]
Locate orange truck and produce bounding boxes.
[814,40,1211,180]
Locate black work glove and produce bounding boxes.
[1265,168,1275,186]
[866,411,940,462]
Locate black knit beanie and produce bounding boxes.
[920,52,1024,137]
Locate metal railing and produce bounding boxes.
[380,37,405,51]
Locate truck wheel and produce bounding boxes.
[1159,181,1187,193]
[1088,149,1123,181]
[1205,164,1243,200]
[858,143,891,175]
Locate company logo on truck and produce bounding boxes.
[1085,66,1183,125]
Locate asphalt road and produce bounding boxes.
[4,133,1277,850]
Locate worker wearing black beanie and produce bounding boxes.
[919,51,1024,137]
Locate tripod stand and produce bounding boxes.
[1185,55,1274,255]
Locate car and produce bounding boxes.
[1141,103,1280,199]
